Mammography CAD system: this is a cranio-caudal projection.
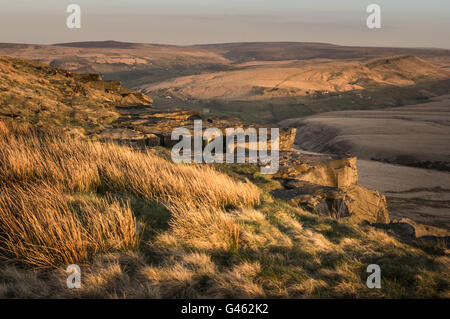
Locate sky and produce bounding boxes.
[1,0,449,48]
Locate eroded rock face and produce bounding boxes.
[343,184,389,223]
[272,181,351,219]
[270,151,389,223]
[372,218,450,249]
[273,152,358,187]
[72,73,153,104]
[279,128,297,151]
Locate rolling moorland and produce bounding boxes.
[2,41,449,226]
[1,41,450,123]
[0,43,449,298]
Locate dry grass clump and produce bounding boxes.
[141,253,266,298]
[0,184,137,268]
[0,121,260,209]
[0,120,258,268]
[167,202,241,251]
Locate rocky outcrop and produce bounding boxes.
[63,68,386,225]
[273,152,358,187]
[279,128,297,151]
[97,104,388,224]
[73,73,103,82]
[89,80,122,92]
[373,218,449,239]
[372,218,449,249]
[71,73,153,103]
[270,151,389,223]
[272,181,351,219]
[99,106,297,151]
[343,184,389,223]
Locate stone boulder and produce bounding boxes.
[272,151,358,187]
[372,218,450,249]
[343,184,389,223]
[272,179,389,223]
[272,181,351,219]
[269,151,389,223]
[374,218,450,239]
[279,128,297,151]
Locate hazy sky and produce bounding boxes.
[1,0,449,48]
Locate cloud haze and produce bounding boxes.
[1,0,449,48]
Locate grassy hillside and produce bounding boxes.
[144,56,449,99]
[0,121,448,298]
[0,56,152,135]
[0,42,231,88]
[0,55,448,298]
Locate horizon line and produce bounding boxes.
[1,40,449,51]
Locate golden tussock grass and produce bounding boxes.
[0,184,137,268]
[167,202,241,251]
[0,121,260,209]
[1,120,448,298]
[0,120,259,267]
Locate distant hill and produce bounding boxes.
[1,41,449,123]
[0,42,229,79]
[143,55,450,100]
[195,42,450,64]
[141,55,450,122]
[0,41,449,82]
